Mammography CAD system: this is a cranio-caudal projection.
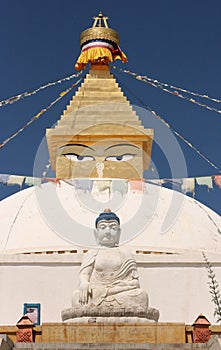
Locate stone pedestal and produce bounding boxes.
[41,322,186,344]
[61,306,159,323]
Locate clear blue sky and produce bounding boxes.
[0,0,220,214]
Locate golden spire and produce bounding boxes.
[74,12,127,70]
[46,14,153,180]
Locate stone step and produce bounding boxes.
[75,91,124,98]
[82,84,119,91]
[57,121,141,128]
[55,122,142,132]
[81,85,118,91]
[83,77,117,82]
[85,78,116,84]
[64,101,129,111]
[13,342,209,350]
[87,72,114,79]
[64,103,133,113]
[58,114,140,123]
[61,110,137,118]
[71,95,127,102]
[81,76,117,82]
[51,125,147,135]
[78,86,121,92]
[63,100,131,111]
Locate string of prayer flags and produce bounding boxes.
[0,78,82,150]
[112,66,221,115]
[153,83,221,115]
[112,66,221,103]
[0,71,83,108]
[127,92,221,174]
[0,174,221,196]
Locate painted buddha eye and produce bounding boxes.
[64,154,94,162]
[105,154,135,162]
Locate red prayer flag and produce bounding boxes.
[44,177,62,186]
[129,179,144,192]
[214,175,221,189]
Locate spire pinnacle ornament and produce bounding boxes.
[74,12,127,70]
[92,11,109,28]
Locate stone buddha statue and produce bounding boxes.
[61,209,159,322]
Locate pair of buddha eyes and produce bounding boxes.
[64,153,135,162]
[97,223,118,231]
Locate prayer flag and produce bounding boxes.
[214,175,221,189]
[0,174,10,184]
[7,175,25,187]
[25,177,41,186]
[196,177,213,189]
[75,179,93,192]
[96,180,111,192]
[45,178,62,186]
[129,179,144,192]
[111,180,128,196]
[181,178,195,194]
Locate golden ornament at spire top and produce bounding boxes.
[74,12,127,70]
[92,11,109,28]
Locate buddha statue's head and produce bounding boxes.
[94,209,121,247]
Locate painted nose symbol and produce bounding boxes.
[96,162,104,178]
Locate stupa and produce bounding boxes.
[0,12,221,346]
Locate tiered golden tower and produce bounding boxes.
[46,13,153,179]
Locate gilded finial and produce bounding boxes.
[93,11,109,28]
[74,12,128,70]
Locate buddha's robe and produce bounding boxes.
[72,247,148,309]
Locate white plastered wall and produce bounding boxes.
[0,252,220,325]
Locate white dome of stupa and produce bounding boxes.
[0,180,220,255]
